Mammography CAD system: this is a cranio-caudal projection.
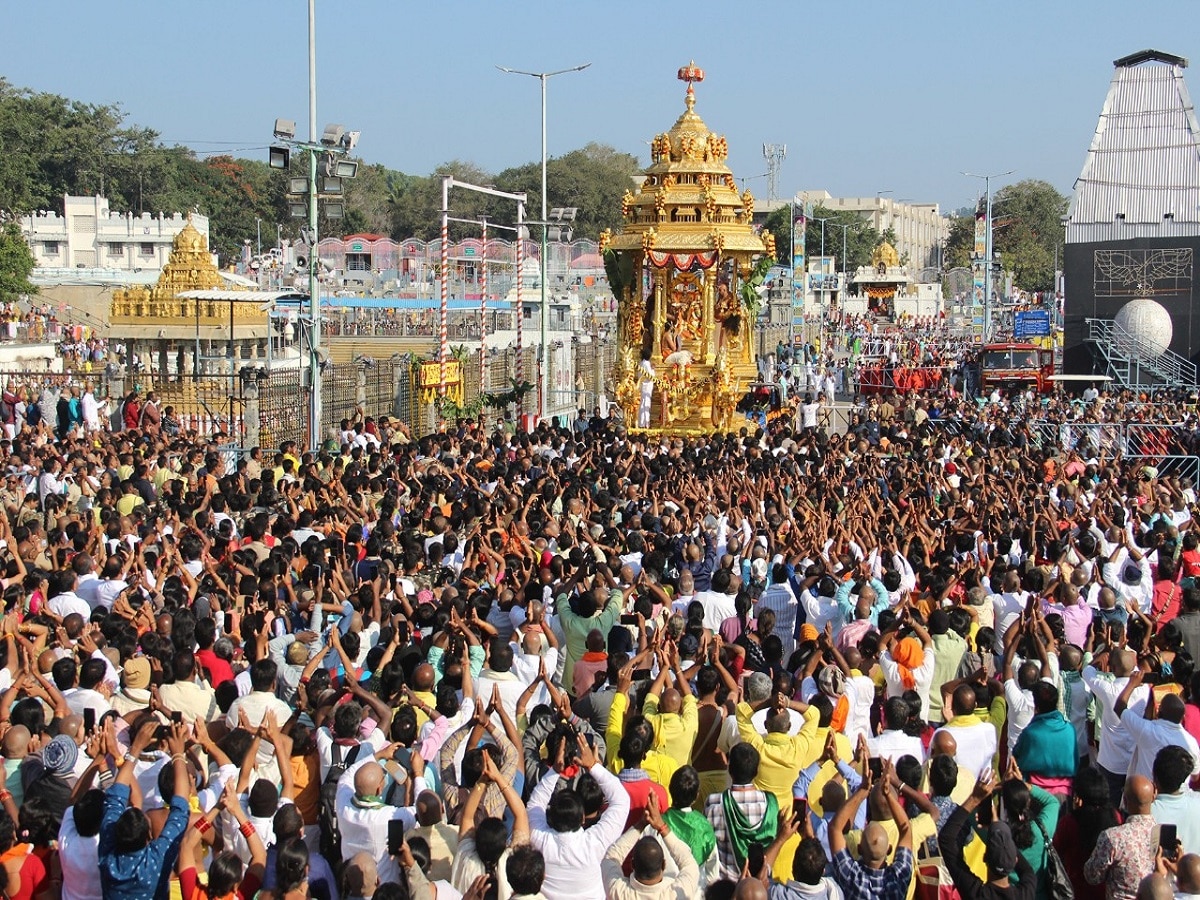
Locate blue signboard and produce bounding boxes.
[1014,310,1051,338]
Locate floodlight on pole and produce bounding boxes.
[268,4,360,451]
[320,124,345,146]
[496,61,592,422]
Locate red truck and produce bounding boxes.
[977,342,1055,395]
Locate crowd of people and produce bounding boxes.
[0,363,1198,900]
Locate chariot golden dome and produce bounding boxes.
[603,62,768,256]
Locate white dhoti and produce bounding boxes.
[665,350,692,367]
[638,379,654,428]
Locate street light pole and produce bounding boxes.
[963,170,1013,341]
[497,62,591,422]
[307,0,321,452]
[812,217,830,321]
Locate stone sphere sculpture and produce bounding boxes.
[1114,298,1173,356]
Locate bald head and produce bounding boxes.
[1124,774,1156,815]
[343,852,378,898]
[415,790,443,827]
[37,648,57,675]
[931,730,958,758]
[412,663,435,692]
[860,821,891,867]
[353,761,385,800]
[733,878,768,900]
[1,725,29,758]
[1136,874,1175,900]
[1178,854,1200,894]
[660,688,682,716]
[1110,648,1135,678]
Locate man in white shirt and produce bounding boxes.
[1150,744,1200,856]
[696,569,738,633]
[757,565,800,660]
[508,631,559,711]
[879,619,936,720]
[932,684,999,780]
[73,555,101,610]
[316,702,391,782]
[990,570,1029,653]
[226,659,296,780]
[868,697,926,763]
[1083,648,1150,803]
[1121,682,1200,783]
[475,639,532,727]
[58,795,102,900]
[336,753,423,886]
[528,739,630,900]
[48,570,91,621]
[57,653,110,720]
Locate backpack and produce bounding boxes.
[318,741,361,864]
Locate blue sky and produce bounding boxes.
[3,0,1200,212]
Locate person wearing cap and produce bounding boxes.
[940,770,1035,900]
[110,657,152,718]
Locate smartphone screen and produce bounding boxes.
[631,668,653,681]
[868,758,883,781]
[620,614,639,626]
[83,708,95,734]
[747,842,765,878]
[387,818,405,858]
[795,797,809,824]
[1160,823,1178,852]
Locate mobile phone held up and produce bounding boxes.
[387,819,405,858]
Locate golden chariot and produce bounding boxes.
[603,62,774,434]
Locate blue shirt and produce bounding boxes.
[98,783,189,900]
[832,846,913,900]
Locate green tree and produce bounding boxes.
[990,179,1068,292]
[762,205,792,263]
[943,214,976,271]
[0,222,36,302]
[492,143,638,241]
[805,206,880,273]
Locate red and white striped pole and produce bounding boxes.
[480,220,487,390]
[439,176,450,398]
[515,202,525,393]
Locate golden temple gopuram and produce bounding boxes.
[604,62,772,433]
[110,218,271,374]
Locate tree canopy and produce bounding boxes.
[0,222,37,303]
[762,204,888,274]
[990,179,1068,292]
[0,79,639,262]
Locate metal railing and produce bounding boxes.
[1085,317,1197,389]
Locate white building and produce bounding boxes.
[794,191,949,271]
[19,195,210,273]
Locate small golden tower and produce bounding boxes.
[604,62,772,433]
